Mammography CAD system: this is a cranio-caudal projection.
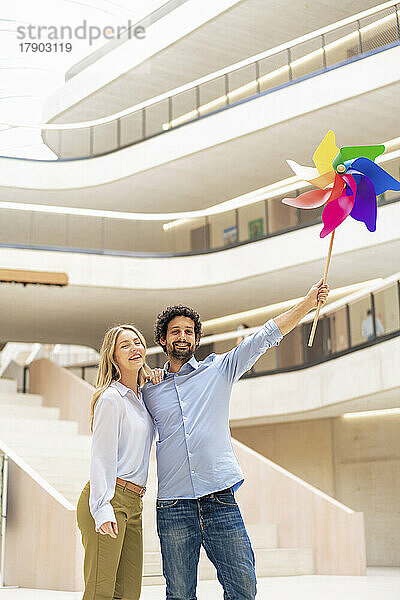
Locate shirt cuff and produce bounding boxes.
[263,319,283,346]
[92,503,116,532]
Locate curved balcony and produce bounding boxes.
[2,2,399,161]
[0,180,398,257]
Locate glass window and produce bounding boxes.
[253,347,277,374]
[209,213,236,249]
[268,197,297,233]
[373,285,400,337]
[349,297,372,346]
[277,327,303,368]
[297,206,322,227]
[238,201,266,242]
[303,316,330,363]
[328,307,350,354]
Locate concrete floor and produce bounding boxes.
[1,569,399,600]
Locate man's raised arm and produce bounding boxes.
[274,278,330,336]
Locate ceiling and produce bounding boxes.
[47,0,385,123]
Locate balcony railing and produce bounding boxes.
[1,189,398,257]
[62,275,400,387]
[2,2,399,160]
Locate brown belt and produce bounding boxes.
[116,477,146,497]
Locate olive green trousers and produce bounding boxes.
[77,481,143,600]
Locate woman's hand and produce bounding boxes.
[150,368,164,385]
[99,521,118,538]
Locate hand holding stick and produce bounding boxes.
[308,230,335,347]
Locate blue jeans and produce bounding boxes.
[156,489,256,600]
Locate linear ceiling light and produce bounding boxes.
[343,407,400,418]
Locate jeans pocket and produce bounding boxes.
[214,491,237,506]
[156,499,179,509]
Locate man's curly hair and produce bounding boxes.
[154,305,202,354]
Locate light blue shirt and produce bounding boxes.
[143,319,282,500]
[89,381,154,531]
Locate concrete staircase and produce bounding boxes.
[0,376,314,584]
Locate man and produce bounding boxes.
[143,279,329,600]
[361,308,384,341]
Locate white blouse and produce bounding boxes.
[89,380,154,531]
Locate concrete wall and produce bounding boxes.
[4,460,81,591]
[232,413,400,566]
[29,358,93,435]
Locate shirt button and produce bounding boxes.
[191,470,195,474]
[186,433,189,437]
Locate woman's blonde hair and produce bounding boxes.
[89,324,152,431]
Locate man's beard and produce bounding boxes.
[168,341,195,361]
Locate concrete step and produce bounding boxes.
[143,531,161,552]
[0,378,17,393]
[0,417,78,436]
[143,546,314,580]
[32,469,90,488]
[11,444,91,459]
[1,434,91,452]
[245,523,278,549]
[4,433,91,451]
[0,392,42,406]
[197,547,314,579]
[144,551,162,572]
[26,456,90,473]
[24,457,90,485]
[47,475,90,498]
[0,404,59,420]
[255,548,314,577]
[142,574,165,586]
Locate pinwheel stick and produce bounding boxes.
[308,230,335,347]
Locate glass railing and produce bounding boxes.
[6,2,398,160]
[1,181,399,257]
[67,276,400,387]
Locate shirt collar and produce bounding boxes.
[111,380,142,399]
[163,355,199,374]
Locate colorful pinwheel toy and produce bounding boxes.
[282,130,400,346]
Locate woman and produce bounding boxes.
[77,324,161,600]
